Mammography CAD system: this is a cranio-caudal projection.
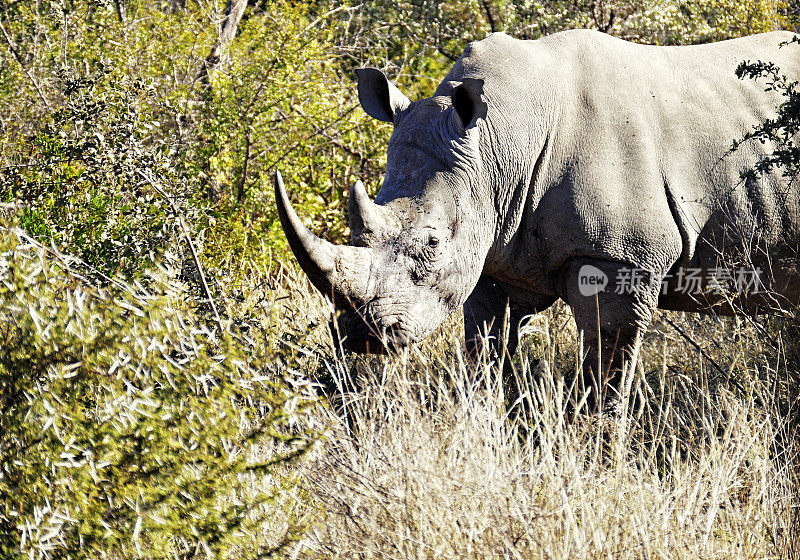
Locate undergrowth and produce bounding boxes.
[287,310,800,559]
[2,219,800,559]
[0,228,316,559]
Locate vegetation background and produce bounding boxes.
[0,0,799,558]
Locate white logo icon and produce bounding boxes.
[578,264,608,297]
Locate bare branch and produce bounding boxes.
[0,19,50,109]
[198,0,249,87]
[481,0,497,33]
[136,170,224,336]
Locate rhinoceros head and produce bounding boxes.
[276,68,491,353]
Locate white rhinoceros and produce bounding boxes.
[276,29,800,411]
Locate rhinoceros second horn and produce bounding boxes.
[349,180,399,243]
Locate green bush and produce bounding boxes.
[0,0,393,277]
[0,66,198,279]
[736,36,800,181]
[0,231,315,559]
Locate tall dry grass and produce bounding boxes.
[295,349,793,558]
[247,253,800,559]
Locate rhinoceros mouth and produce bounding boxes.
[330,306,417,355]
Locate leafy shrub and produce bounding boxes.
[0,0,392,278]
[188,0,391,261]
[736,36,800,181]
[0,231,315,559]
[0,66,199,279]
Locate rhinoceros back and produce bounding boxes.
[446,29,800,302]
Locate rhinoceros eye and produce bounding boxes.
[427,236,440,249]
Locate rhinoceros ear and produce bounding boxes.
[356,68,411,123]
[452,78,486,130]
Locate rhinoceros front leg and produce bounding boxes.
[563,259,661,414]
[463,275,555,405]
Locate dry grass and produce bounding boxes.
[293,349,794,559]
[229,252,800,559]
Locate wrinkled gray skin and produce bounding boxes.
[276,29,800,412]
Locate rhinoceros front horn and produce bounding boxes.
[274,170,372,305]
